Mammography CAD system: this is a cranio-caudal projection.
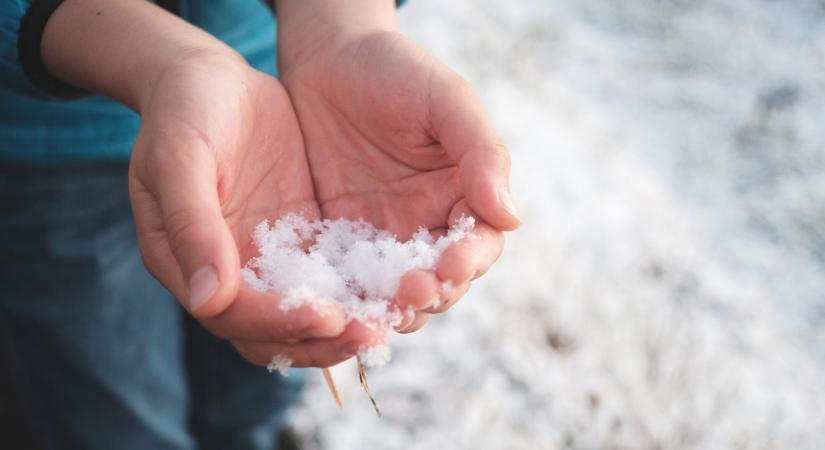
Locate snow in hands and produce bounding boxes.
[242,214,476,368]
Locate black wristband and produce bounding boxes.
[18,0,89,99]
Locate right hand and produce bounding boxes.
[128,51,383,368]
[276,2,521,335]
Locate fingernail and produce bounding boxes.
[295,316,317,339]
[498,187,521,221]
[400,305,422,329]
[188,266,218,311]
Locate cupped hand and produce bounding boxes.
[281,30,521,332]
[129,52,379,367]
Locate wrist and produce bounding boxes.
[275,0,396,72]
[135,47,247,114]
[41,0,242,111]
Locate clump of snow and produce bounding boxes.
[266,354,292,376]
[242,214,475,360]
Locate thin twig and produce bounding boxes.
[357,360,382,418]
[322,368,343,410]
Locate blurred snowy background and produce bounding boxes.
[288,1,825,448]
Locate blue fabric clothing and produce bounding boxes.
[0,0,277,165]
[0,163,305,450]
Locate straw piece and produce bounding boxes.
[322,368,343,410]
[357,360,382,418]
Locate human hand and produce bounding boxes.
[42,0,379,367]
[130,53,382,368]
[277,2,522,332]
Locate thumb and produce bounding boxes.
[431,72,521,231]
[147,141,240,318]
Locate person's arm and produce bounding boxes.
[40,0,240,110]
[274,0,396,71]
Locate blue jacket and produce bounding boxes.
[0,0,278,165]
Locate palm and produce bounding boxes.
[284,33,461,239]
[130,58,404,366]
[130,59,319,307]
[209,76,320,263]
[282,32,514,326]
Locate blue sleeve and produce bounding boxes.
[2,0,409,99]
[0,1,49,98]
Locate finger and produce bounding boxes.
[234,320,385,368]
[130,183,186,295]
[200,285,347,342]
[394,269,440,312]
[425,281,470,314]
[436,199,505,287]
[397,312,431,334]
[138,136,240,318]
[393,306,418,331]
[429,69,521,231]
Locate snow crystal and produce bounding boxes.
[266,354,292,376]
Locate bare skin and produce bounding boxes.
[277,0,521,332]
[40,0,520,367]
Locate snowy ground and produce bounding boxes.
[287,1,825,449]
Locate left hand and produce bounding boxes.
[277,5,521,333]
[39,0,371,367]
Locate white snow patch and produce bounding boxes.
[266,354,292,376]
